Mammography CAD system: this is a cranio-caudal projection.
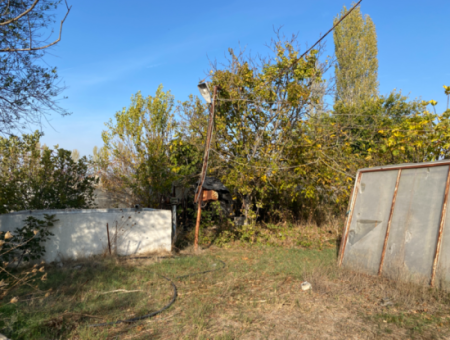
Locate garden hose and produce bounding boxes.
[87,256,226,327]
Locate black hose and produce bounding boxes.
[88,274,177,327]
[87,256,225,327]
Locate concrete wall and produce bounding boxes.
[0,208,171,263]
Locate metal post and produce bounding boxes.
[194,86,218,252]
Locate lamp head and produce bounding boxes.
[197,82,212,103]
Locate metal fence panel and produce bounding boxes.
[383,166,448,283]
[340,160,450,287]
[342,170,399,274]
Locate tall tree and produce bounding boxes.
[0,0,71,135]
[95,86,176,208]
[333,4,378,105]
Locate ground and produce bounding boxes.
[1,245,450,339]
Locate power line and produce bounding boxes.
[298,0,363,60]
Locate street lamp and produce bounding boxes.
[197,82,212,104]
[194,83,218,252]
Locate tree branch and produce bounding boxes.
[0,0,39,26]
[0,0,71,52]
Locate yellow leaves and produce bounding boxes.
[261,174,267,183]
[444,85,450,95]
[365,155,372,161]
[429,100,438,106]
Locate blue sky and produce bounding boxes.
[38,0,450,157]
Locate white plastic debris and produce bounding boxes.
[301,281,312,291]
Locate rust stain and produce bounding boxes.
[378,169,402,276]
[430,166,450,287]
[338,172,362,266]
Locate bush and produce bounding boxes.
[0,131,98,213]
[0,215,56,299]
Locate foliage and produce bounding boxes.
[1,214,57,264]
[94,85,177,207]
[92,6,450,234]
[203,36,326,223]
[333,3,378,104]
[0,131,98,213]
[0,214,56,299]
[0,0,71,134]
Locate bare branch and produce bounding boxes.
[0,0,39,26]
[0,0,11,17]
[0,0,71,52]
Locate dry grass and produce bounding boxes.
[1,245,450,339]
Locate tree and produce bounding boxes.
[0,131,97,213]
[204,35,326,223]
[95,86,176,208]
[333,4,378,105]
[0,0,71,135]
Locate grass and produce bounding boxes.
[1,244,450,339]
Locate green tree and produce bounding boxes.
[333,4,378,105]
[96,85,176,208]
[0,131,97,213]
[204,37,324,223]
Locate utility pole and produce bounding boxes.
[194,84,218,252]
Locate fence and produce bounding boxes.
[0,208,171,263]
[339,159,450,288]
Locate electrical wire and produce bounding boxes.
[298,0,363,60]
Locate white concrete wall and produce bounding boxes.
[0,208,171,263]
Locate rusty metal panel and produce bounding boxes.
[342,170,399,275]
[382,166,448,284]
